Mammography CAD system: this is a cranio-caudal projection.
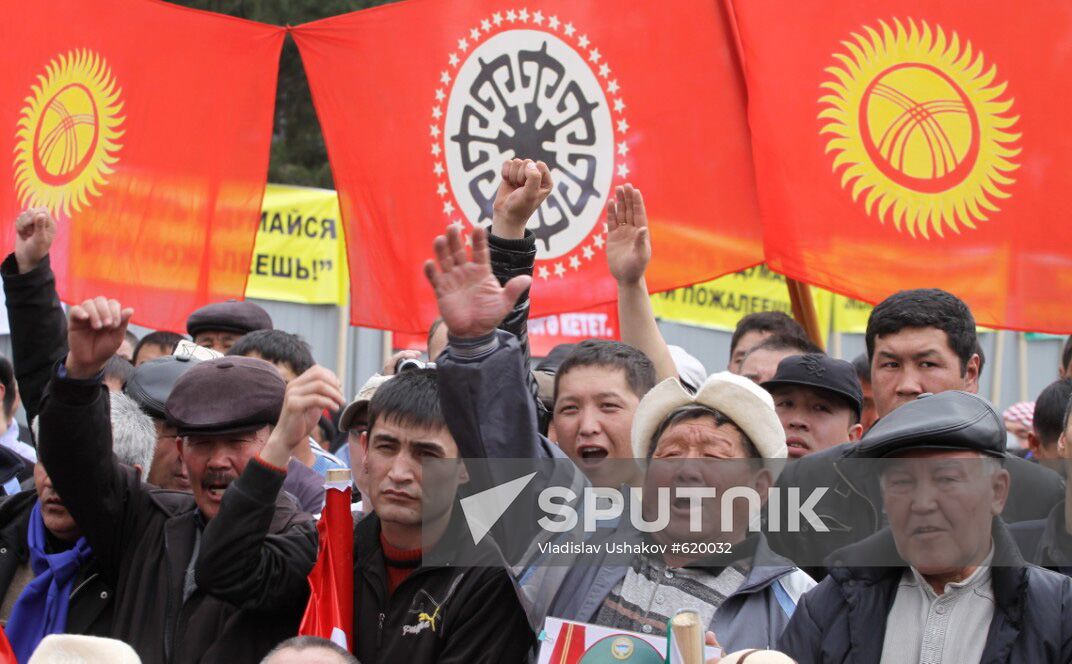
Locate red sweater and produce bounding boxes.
[380,533,422,595]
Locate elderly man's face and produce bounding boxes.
[644,416,770,545]
[148,420,190,491]
[881,449,1008,578]
[33,463,80,542]
[178,426,271,519]
[194,330,241,353]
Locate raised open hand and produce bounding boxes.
[423,225,532,339]
[605,184,651,285]
[14,207,57,274]
[492,159,553,239]
[66,297,134,379]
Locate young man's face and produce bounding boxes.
[361,416,465,530]
[771,385,862,458]
[740,348,800,385]
[553,365,641,487]
[729,330,771,374]
[178,426,270,520]
[134,343,170,366]
[871,327,979,418]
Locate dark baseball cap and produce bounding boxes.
[856,391,1006,459]
[165,356,285,436]
[186,300,273,338]
[761,353,863,418]
[125,355,203,420]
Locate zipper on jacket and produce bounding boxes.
[376,612,385,649]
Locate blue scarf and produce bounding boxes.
[6,502,93,663]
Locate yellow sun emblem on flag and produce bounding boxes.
[819,19,1020,238]
[13,49,124,217]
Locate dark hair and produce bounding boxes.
[852,352,871,383]
[729,312,807,357]
[367,368,444,433]
[1062,336,1072,375]
[262,636,358,664]
[554,340,656,403]
[133,331,185,364]
[0,356,15,417]
[865,289,977,375]
[1037,378,1072,447]
[104,355,135,389]
[648,405,759,459]
[229,329,314,376]
[746,332,823,358]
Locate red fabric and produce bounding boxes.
[299,484,355,650]
[394,301,619,357]
[379,534,422,596]
[729,0,1072,332]
[0,0,284,332]
[0,626,15,664]
[547,621,586,663]
[292,0,762,333]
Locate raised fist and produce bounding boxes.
[491,159,553,239]
[66,297,134,380]
[14,207,57,274]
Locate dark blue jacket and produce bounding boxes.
[778,519,1072,663]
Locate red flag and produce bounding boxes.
[292,0,762,334]
[0,626,14,664]
[0,0,284,331]
[299,474,355,650]
[729,0,1072,332]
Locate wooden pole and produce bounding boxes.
[335,301,349,392]
[786,277,825,351]
[1018,332,1029,403]
[991,331,1005,406]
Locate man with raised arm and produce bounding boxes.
[428,224,813,655]
[36,296,338,663]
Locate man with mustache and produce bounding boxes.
[36,296,335,663]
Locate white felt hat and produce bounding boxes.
[719,649,798,664]
[631,371,787,459]
[29,635,141,663]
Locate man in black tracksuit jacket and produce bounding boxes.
[350,368,533,664]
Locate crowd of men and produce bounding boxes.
[1,158,1071,663]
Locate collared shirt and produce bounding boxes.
[880,545,996,664]
[0,420,35,464]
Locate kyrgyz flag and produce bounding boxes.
[299,472,355,650]
[0,0,284,331]
[292,0,762,333]
[729,0,1072,332]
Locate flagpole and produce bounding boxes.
[786,277,825,351]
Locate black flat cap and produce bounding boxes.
[856,391,1005,458]
[762,353,863,417]
[165,356,285,436]
[186,300,273,338]
[125,355,203,420]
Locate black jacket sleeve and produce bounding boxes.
[487,231,536,365]
[37,366,153,583]
[1,254,68,428]
[195,458,317,611]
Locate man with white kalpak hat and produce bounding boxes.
[429,225,814,654]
